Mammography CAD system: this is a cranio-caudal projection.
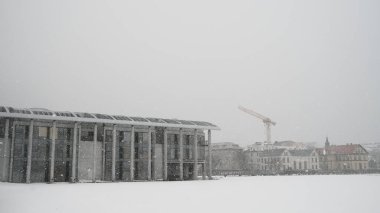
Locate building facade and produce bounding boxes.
[362,143,380,170]
[245,148,319,174]
[0,106,219,183]
[211,142,246,176]
[317,138,369,171]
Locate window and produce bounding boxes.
[38,127,49,139]
[75,113,94,118]
[55,112,74,117]
[0,123,4,138]
[32,110,53,116]
[56,128,72,140]
[66,145,71,158]
[119,147,124,159]
[134,133,142,159]
[81,130,94,141]
[134,145,139,159]
[8,107,31,114]
[174,137,179,160]
[118,131,131,143]
[24,125,29,139]
[184,135,191,159]
[168,134,179,160]
[24,144,28,158]
[105,130,112,142]
[66,128,72,140]
[94,114,114,120]
[113,115,132,121]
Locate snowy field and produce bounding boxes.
[1,175,379,213]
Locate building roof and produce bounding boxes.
[273,141,298,146]
[288,149,314,156]
[0,106,220,130]
[259,149,287,157]
[317,144,368,155]
[212,142,242,150]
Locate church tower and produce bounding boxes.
[325,137,330,148]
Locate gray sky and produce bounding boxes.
[1,0,379,146]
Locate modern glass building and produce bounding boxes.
[0,106,219,183]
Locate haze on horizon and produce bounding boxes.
[1,0,379,147]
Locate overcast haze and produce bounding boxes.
[1,0,379,146]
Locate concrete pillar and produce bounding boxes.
[111,125,116,182]
[179,129,183,180]
[202,163,206,180]
[49,121,56,183]
[130,126,135,181]
[8,123,15,182]
[26,120,34,183]
[163,128,168,180]
[92,124,97,183]
[193,129,198,180]
[102,126,106,181]
[147,127,152,180]
[71,123,78,183]
[151,131,156,181]
[1,119,9,181]
[208,129,212,179]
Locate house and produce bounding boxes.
[317,138,369,171]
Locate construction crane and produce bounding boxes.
[238,105,276,144]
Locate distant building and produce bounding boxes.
[246,142,274,151]
[245,148,319,174]
[362,143,380,169]
[211,142,245,176]
[247,141,316,152]
[316,138,369,171]
[288,149,319,171]
[273,141,316,150]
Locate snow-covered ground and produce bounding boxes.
[1,175,379,213]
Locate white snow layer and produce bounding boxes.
[0,175,379,213]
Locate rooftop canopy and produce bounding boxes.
[0,106,220,130]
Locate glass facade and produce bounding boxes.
[183,135,193,160]
[116,131,131,181]
[167,134,179,160]
[54,127,74,182]
[0,119,5,138]
[31,125,50,182]
[134,132,149,180]
[3,119,210,183]
[103,130,113,181]
[12,125,28,183]
[197,135,206,161]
